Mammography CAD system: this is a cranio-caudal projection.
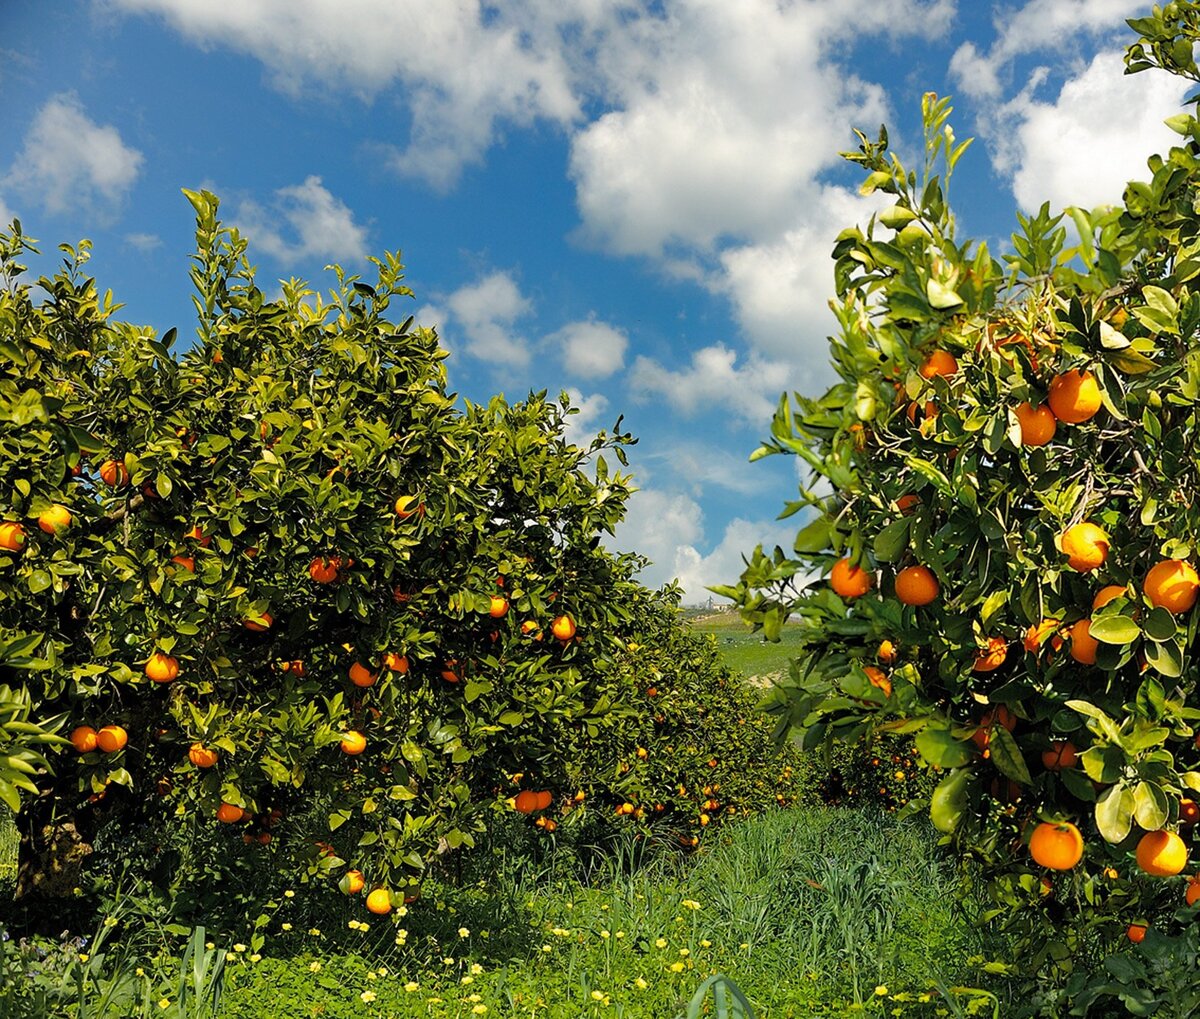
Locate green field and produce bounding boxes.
[686,608,806,681]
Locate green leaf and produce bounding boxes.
[915,726,974,769]
[930,768,975,833]
[1095,783,1135,843]
[926,278,963,310]
[1143,607,1176,642]
[1106,348,1158,374]
[792,516,832,554]
[873,518,911,563]
[1144,639,1183,678]
[1088,615,1141,645]
[1080,745,1124,784]
[988,724,1032,786]
[1133,781,1169,830]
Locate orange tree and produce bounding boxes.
[0,190,678,920]
[718,6,1200,987]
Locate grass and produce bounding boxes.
[686,608,807,680]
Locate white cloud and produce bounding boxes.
[429,270,534,366]
[125,232,163,252]
[550,317,628,378]
[629,344,791,428]
[562,387,610,446]
[988,51,1190,213]
[5,93,143,219]
[949,0,1147,101]
[236,176,368,264]
[0,196,15,230]
[613,487,796,602]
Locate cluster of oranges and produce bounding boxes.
[69,724,127,754]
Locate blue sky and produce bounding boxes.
[0,0,1189,601]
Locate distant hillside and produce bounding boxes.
[685,607,805,683]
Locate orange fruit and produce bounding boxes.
[971,706,1017,751]
[340,731,367,756]
[1092,585,1127,610]
[1041,740,1078,771]
[96,725,128,753]
[348,663,379,687]
[70,725,99,753]
[1068,619,1099,665]
[877,639,897,664]
[1144,559,1200,614]
[1061,522,1109,572]
[0,522,26,552]
[189,743,219,768]
[863,666,892,697]
[514,790,539,814]
[145,652,179,684]
[394,495,422,519]
[895,565,939,605]
[1127,923,1148,943]
[171,555,195,572]
[383,652,408,674]
[534,790,552,810]
[243,611,273,631]
[1023,618,1061,653]
[1048,369,1101,424]
[1182,800,1200,825]
[830,558,873,599]
[99,459,129,487]
[308,557,340,583]
[440,660,462,683]
[895,494,921,515]
[1014,402,1056,447]
[972,637,1008,673]
[1188,879,1200,906]
[489,595,509,619]
[1028,821,1084,870]
[366,888,392,914]
[1136,829,1189,876]
[343,870,366,895]
[216,802,245,824]
[919,350,959,378]
[37,505,71,535]
[279,659,306,676]
[551,615,576,641]
[184,525,211,548]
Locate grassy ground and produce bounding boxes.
[686,607,806,681]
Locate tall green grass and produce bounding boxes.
[687,609,805,679]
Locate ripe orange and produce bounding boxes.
[145,652,179,684]
[1028,821,1084,870]
[1144,559,1200,614]
[1061,522,1109,572]
[877,639,897,664]
[489,595,509,618]
[863,666,892,697]
[971,706,1017,750]
[1041,740,1078,771]
[0,522,26,552]
[534,790,553,810]
[383,652,408,673]
[243,611,273,631]
[1015,403,1056,447]
[171,555,195,572]
[1048,369,1101,424]
[343,870,365,895]
[830,558,873,599]
[1136,829,1189,876]
[1068,619,1098,665]
[37,505,71,535]
[895,565,939,605]
[919,350,959,378]
[1023,618,1061,653]
[348,663,379,687]
[216,802,245,824]
[99,459,129,487]
[394,495,423,519]
[70,725,98,753]
[189,743,219,768]
[279,659,307,676]
[1092,585,1127,610]
[340,731,367,755]
[96,725,128,753]
[365,888,392,914]
[440,660,462,683]
[184,525,211,548]
[1127,923,1148,944]
[514,790,539,813]
[308,557,340,583]
[972,637,1008,673]
[551,615,576,641]
[895,494,921,515]
[1188,879,1200,906]
[1182,800,1200,825]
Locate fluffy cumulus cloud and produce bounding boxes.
[613,487,797,602]
[628,344,791,428]
[550,317,628,378]
[422,270,534,366]
[5,93,143,219]
[997,52,1191,212]
[236,176,368,264]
